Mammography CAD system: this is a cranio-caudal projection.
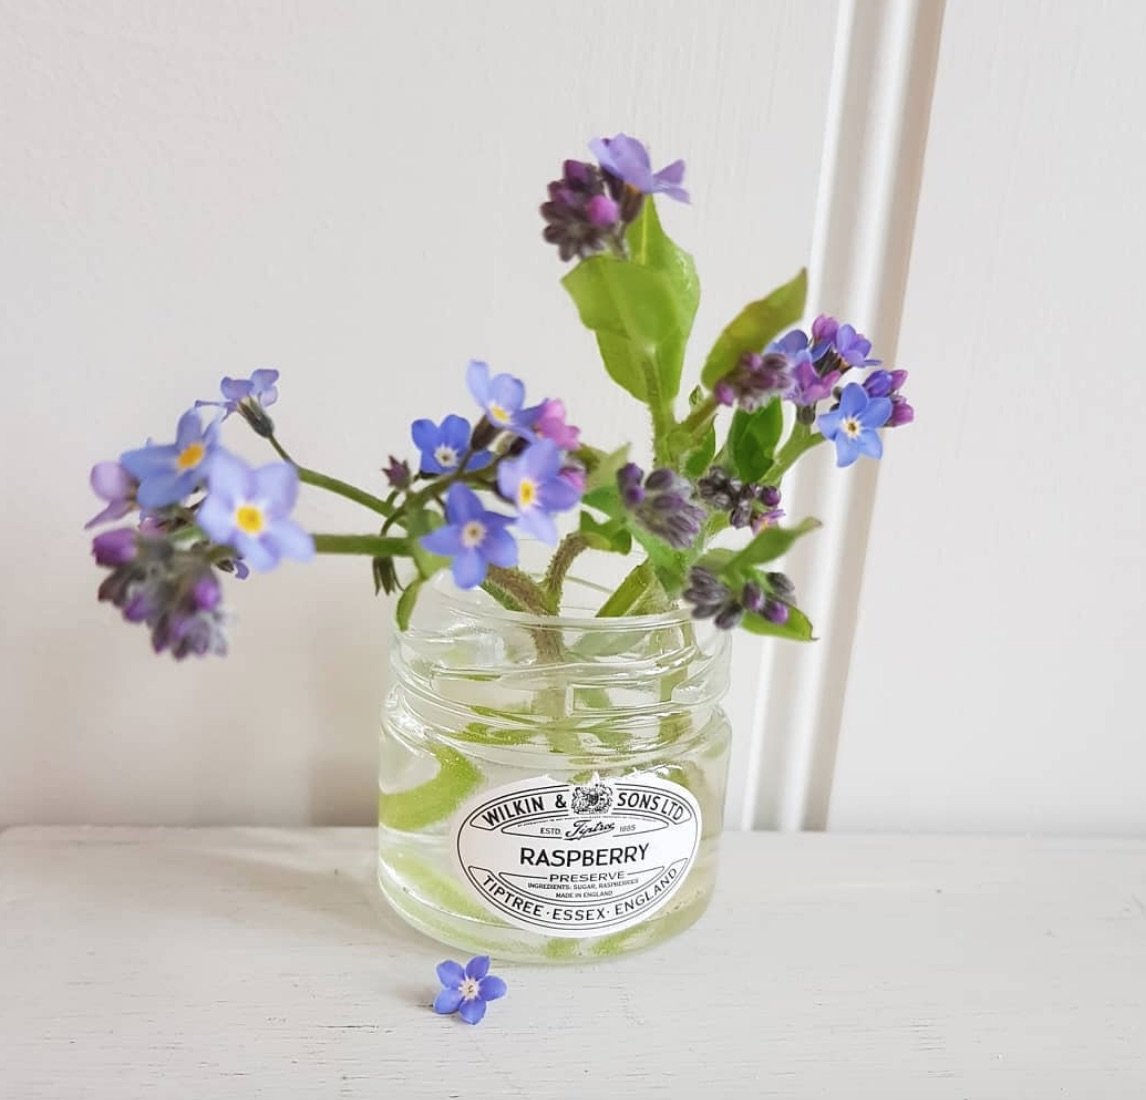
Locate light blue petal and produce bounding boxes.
[253,462,299,516]
[496,455,522,499]
[233,532,278,572]
[440,415,472,452]
[816,409,844,440]
[445,483,483,524]
[451,548,487,589]
[519,508,558,545]
[466,360,491,405]
[265,519,315,563]
[135,471,188,509]
[479,975,507,1001]
[859,396,892,429]
[838,383,867,418]
[411,418,440,452]
[489,373,525,414]
[120,444,179,480]
[482,526,518,569]
[465,956,490,980]
[834,434,861,468]
[522,439,561,479]
[539,476,581,513]
[458,997,487,1025]
[420,525,463,557]
[856,429,884,460]
[207,449,256,502]
[464,449,493,471]
[196,492,236,544]
[436,960,466,987]
[175,408,204,449]
[433,988,464,1015]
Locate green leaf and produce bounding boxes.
[739,604,815,641]
[578,511,632,555]
[728,399,784,482]
[683,422,717,479]
[377,743,482,831]
[582,482,622,518]
[405,508,443,579]
[580,444,631,496]
[700,268,808,388]
[726,516,822,570]
[395,577,424,631]
[561,200,699,405]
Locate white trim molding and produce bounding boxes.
[739,0,947,830]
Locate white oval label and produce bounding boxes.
[452,774,701,938]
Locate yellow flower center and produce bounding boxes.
[488,402,511,425]
[842,417,862,438]
[459,977,480,1001]
[235,503,265,535]
[176,442,206,470]
[461,520,486,549]
[517,478,537,509]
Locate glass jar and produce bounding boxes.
[377,574,732,963]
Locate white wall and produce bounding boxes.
[830,0,1146,833]
[0,0,836,825]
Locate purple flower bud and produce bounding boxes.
[92,527,137,566]
[620,467,705,550]
[862,369,894,398]
[765,572,796,601]
[713,379,736,407]
[760,484,781,508]
[383,455,412,490]
[887,395,915,427]
[811,314,839,345]
[713,351,792,411]
[585,193,620,228]
[192,574,222,612]
[763,599,790,625]
[741,582,766,615]
[559,464,587,494]
[713,603,744,631]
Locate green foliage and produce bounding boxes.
[725,515,822,569]
[740,603,815,641]
[562,200,699,405]
[700,268,808,388]
[727,399,784,482]
[377,743,481,831]
[395,577,424,631]
[578,510,632,555]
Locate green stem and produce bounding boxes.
[764,422,826,485]
[680,394,717,439]
[543,533,590,605]
[597,559,656,617]
[312,534,411,556]
[267,433,394,518]
[485,566,554,615]
[643,361,674,467]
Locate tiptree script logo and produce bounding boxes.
[571,781,613,816]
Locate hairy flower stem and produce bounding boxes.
[485,566,554,615]
[543,533,590,606]
[312,534,411,556]
[266,434,395,518]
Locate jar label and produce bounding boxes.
[452,774,702,938]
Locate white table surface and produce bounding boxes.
[2,827,1143,1098]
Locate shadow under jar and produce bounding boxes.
[377,574,732,963]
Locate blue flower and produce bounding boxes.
[589,134,689,203]
[432,956,507,1026]
[817,383,892,468]
[120,409,220,509]
[497,440,581,545]
[466,360,530,437]
[419,483,517,588]
[197,450,315,571]
[197,369,280,419]
[810,315,881,369]
[410,415,492,476]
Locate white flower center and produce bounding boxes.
[461,520,486,549]
[459,977,481,1001]
[434,444,459,469]
[842,416,862,438]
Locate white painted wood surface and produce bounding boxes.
[830,0,1146,832]
[3,828,1144,1097]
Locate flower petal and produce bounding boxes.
[482,526,518,569]
[197,492,236,544]
[433,988,464,1015]
[411,418,440,453]
[466,360,491,405]
[833,434,861,468]
[457,997,487,1025]
[479,975,507,1001]
[859,396,892,429]
[234,532,278,572]
[436,960,466,987]
[120,444,179,480]
[518,508,558,545]
[90,461,132,501]
[488,373,525,414]
[174,408,205,449]
[207,449,256,503]
[838,383,867,418]
[816,409,844,440]
[253,462,299,516]
[264,518,315,563]
[464,449,493,471]
[136,471,190,509]
[444,483,483,524]
[420,525,463,558]
[856,429,884,460]
[451,548,487,589]
[465,956,490,980]
[440,415,472,452]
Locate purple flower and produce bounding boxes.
[785,350,841,408]
[410,415,492,476]
[817,383,892,468]
[197,369,279,420]
[713,351,792,411]
[85,461,138,528]
[589,134,689,203]
[432,956,507,1026]
[382,455,412,490]
[466,360,530,437]
[91,527,138,566]
[497,440,582,544]
[619,463,705,549]
[197,451,315,571]
[540,160,624,262]
[810,315,880,369]
[420,483,517,588]
[683,567,738,625]
[525,399,581,451]
[120,409,219,509]
[864,369,914,428]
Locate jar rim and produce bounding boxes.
[429,571,694,632]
